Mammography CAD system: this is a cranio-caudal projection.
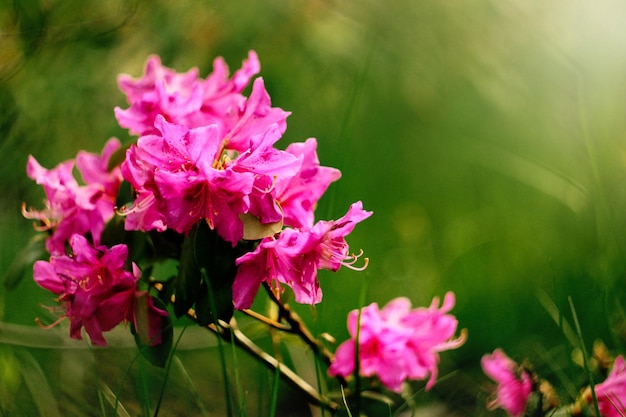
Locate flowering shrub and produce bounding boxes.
[20,50,626,416]
[20,51,466,414]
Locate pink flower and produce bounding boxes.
[23,138,123,255]
[275,138,342,228]
[114,54,217,136]
[220,77,290,152]
[121,116,300,244]
[585,355,626,417]
[303,201,372,272]
[328,293,466,392]
[481,349,533,417]
[33,234,167,346]
[114,51,289,141]
[231,201,372,309]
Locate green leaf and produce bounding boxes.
[98,380,132,417]
[100,214,131,249]
[174,221,237,325]
[239,212,282,240]
[173,225,204,318]
[131,295,173,368]
[195,279,234,327]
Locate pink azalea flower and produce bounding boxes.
[328,293,466,392]
[114,51,289,141]
[275,138,342,228]
[115,54,211,136]
[33,234,168,346]
[481,349,533,417]
[121,116,300,244]
[23,138,123,255]
[231,201,372,309]
[232,228,305,309]
[221,77,290,152]
[303,201,373,272]
[585,355,626,417]
[402,292,467,389]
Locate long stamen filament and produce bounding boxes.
[35,315,67,330]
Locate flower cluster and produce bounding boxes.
[33,234,166,346]
[328,292,466,392]
[115,52,371,309]
[24,51,371,346]
[23,138,123,255]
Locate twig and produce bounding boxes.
[184,306,340,413]
[240,309,293,332]
[262,283,337,368]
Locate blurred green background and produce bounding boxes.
[2,0,626,415]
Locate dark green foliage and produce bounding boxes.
[174,221,237,325]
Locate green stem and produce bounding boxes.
[268,363,281,417]
[569,297,601,417]
[153,326,187,417]
[201,269,234,417]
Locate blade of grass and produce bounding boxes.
[153,325,187,417]
[262,283,336,368]
[88,344,108,417]
[138,355,152,417]
[172,356,210,417]
[13,349,61,417]
[340,385,353,417]
[314,351,327,417]
[569,296,601,417]
[536,290,578,348]
[183,305,339,412]
[114,349,142,415]
[229,322,247,417]
[576,72,625,261]
[201,268,234,417]
[268,362,280,417]
[98,380,131,417]
[353,282,368,416]
[325,32,377,220]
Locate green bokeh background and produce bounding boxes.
[2,0,626,415]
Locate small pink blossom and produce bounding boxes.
[481,349,533,417]
[232,202,372,309]
[328,293,466,392]
[585,355,626,417]
[23,138,123,255]
[33,234,167,346]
